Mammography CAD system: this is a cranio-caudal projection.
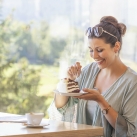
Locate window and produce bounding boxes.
[0,0,137,116]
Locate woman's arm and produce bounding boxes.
[55,93,69,108]
[97,95,118,128]
[77,88,118,128]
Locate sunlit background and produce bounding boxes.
[0,0,137,116]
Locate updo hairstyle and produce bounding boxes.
[89,16,126,51]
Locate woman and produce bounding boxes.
[54,16,137,137]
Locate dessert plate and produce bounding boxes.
[54,90,87,96]
[22,123,49,128]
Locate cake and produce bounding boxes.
[57,78,80,93]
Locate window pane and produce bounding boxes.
[0,0,137,116]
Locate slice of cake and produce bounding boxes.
[57,78,80,93]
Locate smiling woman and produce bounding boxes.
[1,0,137,132]
[53,16,137,137]
[88,38,121,69]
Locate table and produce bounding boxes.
[0,119,103,137]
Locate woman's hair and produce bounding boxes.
[88,16,126,50]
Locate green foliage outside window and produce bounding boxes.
[0,5,84,116]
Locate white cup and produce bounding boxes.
[25,113,44,125]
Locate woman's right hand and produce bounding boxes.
[67,62,82,80]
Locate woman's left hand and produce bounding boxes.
[75,88,103,103]
[76,88,118,129]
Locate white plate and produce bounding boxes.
[54,90,87,96]
[23,123,49,128]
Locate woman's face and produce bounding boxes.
[88,38,117,69]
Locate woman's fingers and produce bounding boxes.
[75,62,82,76]
[67,62,82,80]
[67,67,76,80]
[75,62,82,70]
[75,88,101,101]
[71,66,77,76]
[74,62,82,77]
[83,88,99,93]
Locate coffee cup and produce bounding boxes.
[25,113,44,125]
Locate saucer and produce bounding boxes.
[54,90,87,96]
[23,123,49,128]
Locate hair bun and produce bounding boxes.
[100,16,126,36]
[117,23,126,36]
